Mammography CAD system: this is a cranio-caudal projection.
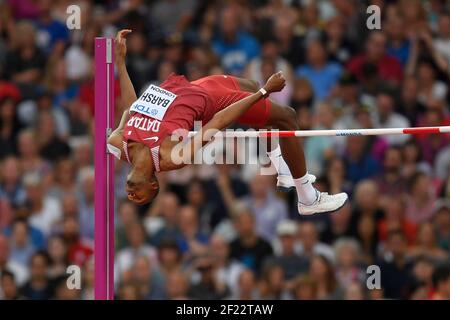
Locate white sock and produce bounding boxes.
[294,173,318,205]
[266,145,292,176]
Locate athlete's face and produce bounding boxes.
[126,174,159,205]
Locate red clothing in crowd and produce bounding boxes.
[68,239,93,266]
[378,219,418,245]
[347,54,403,84]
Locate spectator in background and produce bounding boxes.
[20,251,53,300]
[309,254,342,300]
[434,200,450,252]
[259,264,290,300]
[431,265,450,300]
[24,172,62,238]
[80,257,94,300]
[350,180,384,237]
[129,255,166,300]
[124,32,154,93]
[34,0,69,54]
[35,111,70,162]
[343,136,380,187]
[209,235,245,298]
[212,5,260,75]
[333,238,365,288]
[296,222,334,262]
[53,275,80,300]
[0,235,28,287]
[374,91,411,146]
[415,60,448,107]
[267,220,309,282]
[290,77,314,110]
[157,239,182,279]
[399,77,426,126]
[151,0,196,38]
[188,254,229,300]
[406,172,438,225]
[0,156,27,207]
[378,196,417,245]
[115,222,158,285]
[304,103,336,177]
[401,140,432,180]
[185,179,218,235]
[244,174,288,243]
[228,268,259,300]
[410,255,435,299]
[46,235,68,279]
[433,12,450,67]
[77,167,95,240]
[375,146,407,199]
[409,222,448,262]
[61,216,92,267]
[272,15,304,68]
[296,40,343,102]
[49,158,76,198]
[321,203,353,245]
[147,192,181,246]
[118,283,142,300]
[116,200,139,250]
[344,281,366,300]
[322,16,354,65]
[176,206,209,257]
[8,218,36,267]
[356,214,379,265]
[385,14,411,66]
[244,37,293,105]
[43,58,79,115]
[230,203,273,275]
[0,83,22,158]
[347,31,403,85]
[166,271,189,300]
[17,129,50,178]
[3,21,46,86]
[292,274,317,300]
[0,270,24,300]
[378,231,414,299]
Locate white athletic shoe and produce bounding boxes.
[298,191,348,216]
[277,173,317,192]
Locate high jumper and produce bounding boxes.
[107,29,348,215]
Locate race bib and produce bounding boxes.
[130,85,177,121]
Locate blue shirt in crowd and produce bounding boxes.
[387,41,411,66]
[35,19,69,53]
[213,32,260,75]
[296,62,343,101]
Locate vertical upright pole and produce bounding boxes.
[94,37,115,300]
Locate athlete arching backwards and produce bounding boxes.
[107,30,348,215]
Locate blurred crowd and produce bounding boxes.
[1,0,450,300]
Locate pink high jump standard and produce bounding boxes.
[93,38,450,300]
[94,37,115,300]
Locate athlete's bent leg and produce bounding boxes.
[265,101,348,215]
[234,77,348,215]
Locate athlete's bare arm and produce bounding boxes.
[115,29,137,111]
[107,30,136,150]
[182,72,286,162]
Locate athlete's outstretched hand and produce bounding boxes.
[115,29,132,65]
[263,71,286,94]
